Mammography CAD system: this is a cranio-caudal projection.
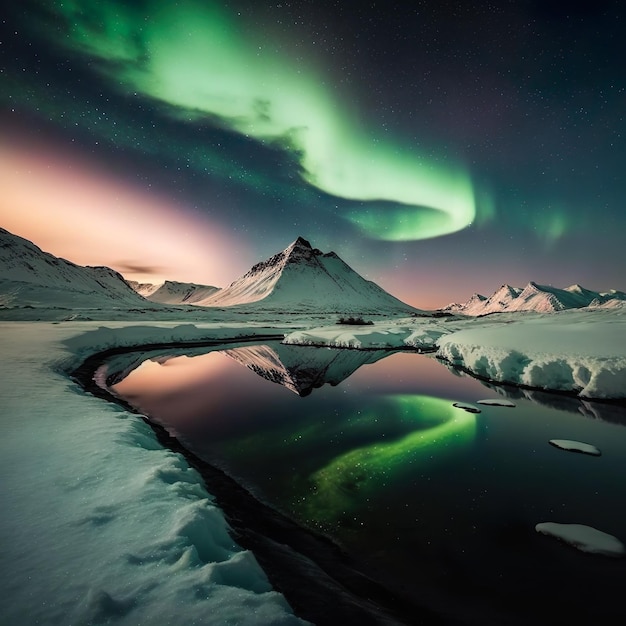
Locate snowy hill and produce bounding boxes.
[0,227,153,309]
[196,237,419,314]
[444,281,626,316]
[126,281,162,298]
[127,280,220,304]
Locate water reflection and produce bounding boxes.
[107,342,626,625]
[222,343,390,396]
[440,361,626,426]
[301,396,476,527]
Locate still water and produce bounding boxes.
[106,341,626,624]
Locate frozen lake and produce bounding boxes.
[105,341,626,624]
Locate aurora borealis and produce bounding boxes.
[2,1,625,306]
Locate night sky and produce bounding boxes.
[1,0,624,308]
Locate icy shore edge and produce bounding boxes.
[1,321,309,626]
[282,309,626,400]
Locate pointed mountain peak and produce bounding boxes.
[523,281,544,293]
[197,236,418,312]
[284,236,316,258]
[291,236,312,249]
[468,293,487,302]
[493,284,519,296]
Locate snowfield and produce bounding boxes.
[0,321,308,626]
[437,309,626,400]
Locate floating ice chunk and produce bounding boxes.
[536,522,624,557]
[452,402,481,414]
[476,398,516,407]
[548,439,601,456]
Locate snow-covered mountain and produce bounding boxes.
[444,281,626,315]
[0,227,153,309]
[196,236,419,314]
[127,280,220,304]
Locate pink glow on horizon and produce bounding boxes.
[0,138,248,287]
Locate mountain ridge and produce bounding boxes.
[127,280,220,304]
[444,281,626,315]
[0,229,417,316]
[0,227,150,309]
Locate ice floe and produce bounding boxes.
[536,522,624,557]
[548,439,601,456]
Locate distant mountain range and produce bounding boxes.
[5,226,621,317]
[126,280,220,304]
[0,229,416,315]
[443,281,626,315]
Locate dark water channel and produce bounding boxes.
[102,341,626,625]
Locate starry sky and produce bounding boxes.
[1,0,624,308]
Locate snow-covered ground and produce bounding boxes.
[282,317,461,350]
[437,309,626,400]
[3,305,625,624]
[283,308,626,400]
[0,321,308,626]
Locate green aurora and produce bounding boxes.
[35,0,476,241]
[297,395,476,526]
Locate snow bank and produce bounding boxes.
[437,309,626,400]
[56,320,317,373]
[283,310,626,400]
[282,318,456,351]
[0,322,307,625]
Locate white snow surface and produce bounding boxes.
[436,309,626,399]
[0,321,308,626]
[536,523,625,557]
[282,318,456,350]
